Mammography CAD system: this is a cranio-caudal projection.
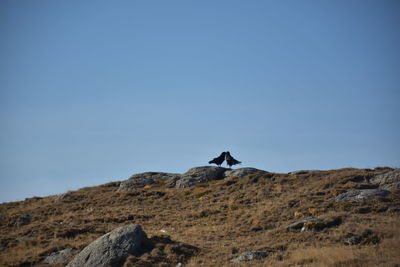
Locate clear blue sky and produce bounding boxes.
[1,0,399,203]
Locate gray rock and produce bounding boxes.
[165,175,181,188]
[118,172,179,191]
[287,217,324,230]
[334,189,390,202]
[54,191,74,202]
[18,213,32,225]
[370,169,400,191]
[175,166,228,188]
[230,250,269,263]
[66,224,146,267]
[224,168,264,178]
[343,229,380,245]
[43,248,76,264]
[344,235,362,246]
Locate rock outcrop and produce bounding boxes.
[66,224,146,267]
[224,168,264,178]
[175,166,228,188]
[369,169,400,191]
[118,172,179,191]
[165,175,182,188]
[334,189,390,202]
[118,166,268,189]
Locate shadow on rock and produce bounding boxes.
[124,235,199,267]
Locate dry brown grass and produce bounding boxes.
[0,167,399,266]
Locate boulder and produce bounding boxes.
[175,166,228,188]
[334,189,390,202]
[118,172,179,191]
[18,213,32,225]
[224,168,264,178]
[54,191,73,202]
[230,250,269,263]
[369,169,400,191]
[66,224,146,267]
[43,248,76,264]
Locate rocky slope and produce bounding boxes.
[0,167,399,266]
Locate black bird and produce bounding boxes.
[208,152,226,166]
[225,151,241,168]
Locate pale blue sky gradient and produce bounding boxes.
[1,0,399,202]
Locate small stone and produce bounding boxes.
[18,213,32,225]
[344,235,362,246]
[287,218,323,230]
[230,250,269,263]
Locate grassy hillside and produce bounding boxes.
[0,167,399,266]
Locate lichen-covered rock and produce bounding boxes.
[164,175,181,188]
[175,166,228,188]
[224,168,264,178]
[230,250,269,263]
[43,248,76,264]
[369,169,400,191]
[334,189,390,202]
[66,224,146,267]
[118,172,179,191]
